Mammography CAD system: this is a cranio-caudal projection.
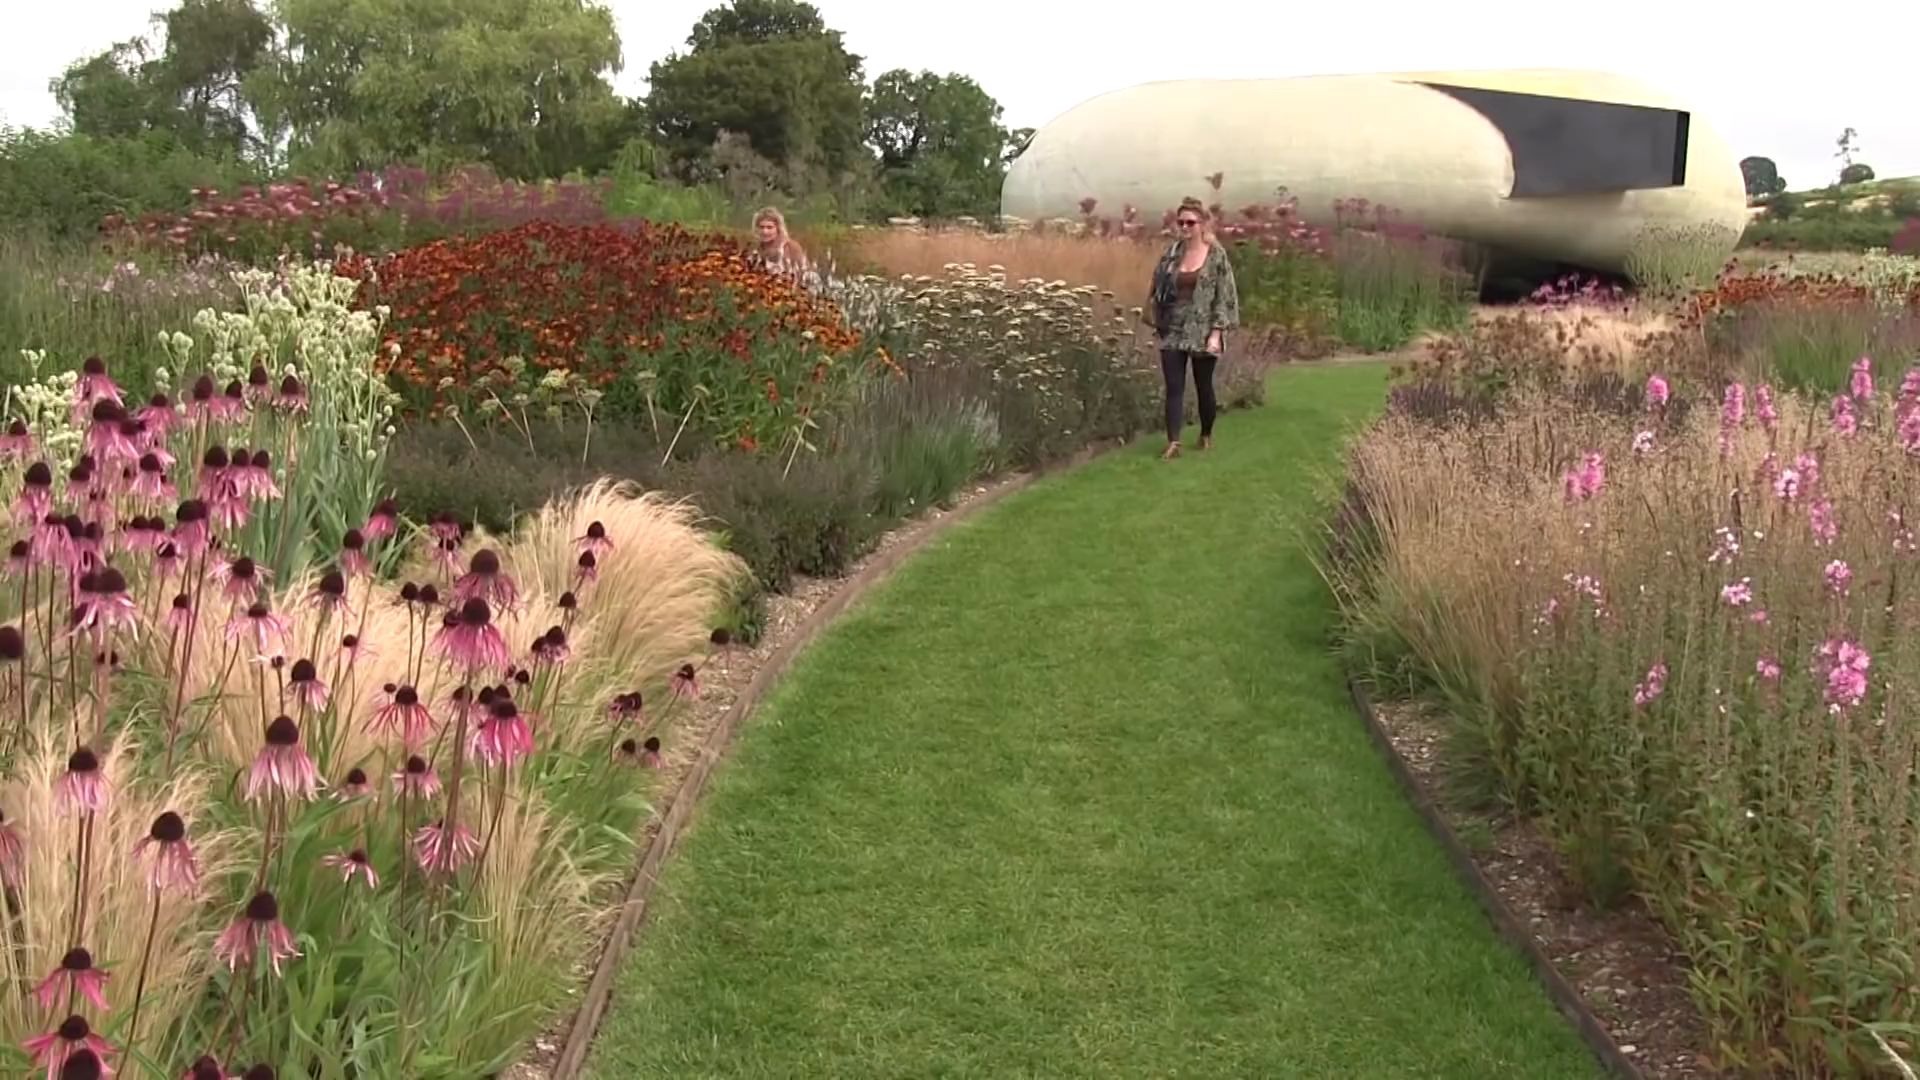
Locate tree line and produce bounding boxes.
[3,0,1032,232]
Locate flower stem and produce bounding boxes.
[125,889,163,1058]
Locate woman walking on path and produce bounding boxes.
[1145,197,1240,460]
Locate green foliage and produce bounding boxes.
[388,413,876,596]
[835,363,991,520]
[0,233,240,396]
[1329,232,1474,352]
[604,139,731,227]
[262,0,633,178]
[1707,298,1920,395]
[1741,213,1905,253]
[1739,155,1786,199]
[865,70,1009,219]
[645,0,868,179]
[0,127,259,239]
[1742,176,1920,252]
[53,0,274,158]
[1226,238,1337,342]
[1840,162,1876,185]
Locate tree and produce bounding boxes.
[52,0,274,159]
[1840,163,1876,185]
[865,69,1008,218]
[53,40,171,142]
[150,0,275,154]
[258,0,632,178]
[1835,127,1860,169]
[644,0,867,180]
[1739,155,1786,200]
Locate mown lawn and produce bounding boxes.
[584,364,1600,1079]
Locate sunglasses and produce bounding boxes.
[1176,218,1201,228]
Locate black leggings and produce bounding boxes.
[1160,349,1218,443]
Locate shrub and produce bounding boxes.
[1742,213,1905,253]
[383,419,674,537]
[0,129,260,239]
[1323,199,1475,352]
[832,362,994,520]
[1324,361,1920,1075]
[677,449,880,588]
[1392,307,1687,416]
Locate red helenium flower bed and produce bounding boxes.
[339,220,886,450]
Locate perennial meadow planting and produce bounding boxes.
[1328,251,1920,1075]
[0,260,747,1077]
[0,148,1497,1075]
[2,160,1395,1076]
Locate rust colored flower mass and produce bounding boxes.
[337,220,890,451]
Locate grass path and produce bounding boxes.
[583,365,1599,1079]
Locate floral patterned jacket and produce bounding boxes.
[1147,239,1241,354]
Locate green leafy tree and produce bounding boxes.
[644,0,867,179]
[52,0,274,158]
[258,0,632,178]
[1840,163,1876,185]
[1739,155,1786,200]
[865,69,1008,218]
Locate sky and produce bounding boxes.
[2,0,1914,192]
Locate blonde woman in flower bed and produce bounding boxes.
[1146,196,1241,460]
[753,206,812,278]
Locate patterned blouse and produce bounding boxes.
[1147,239,1241,354]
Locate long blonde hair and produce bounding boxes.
[753,206,790,244]
[752,206,807,269]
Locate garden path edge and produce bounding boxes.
[546,435,1131,1079]
[1346,677,1647,1080]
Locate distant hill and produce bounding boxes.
[1748,175,1919,217]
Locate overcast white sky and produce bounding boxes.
[2,0,1913,192]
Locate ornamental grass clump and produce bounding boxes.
[1324,357,1920,1075]
[0,352,746,1077]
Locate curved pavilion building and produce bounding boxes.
[1000,69,1748,277]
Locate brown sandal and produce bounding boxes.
[1161,442,1182,460]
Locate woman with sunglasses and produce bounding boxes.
[1145,197,1241,460]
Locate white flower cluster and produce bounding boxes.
[169,263,400,522]
[6,352,83,465]
[1858,249,1920,302]
[816,271,911,339]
